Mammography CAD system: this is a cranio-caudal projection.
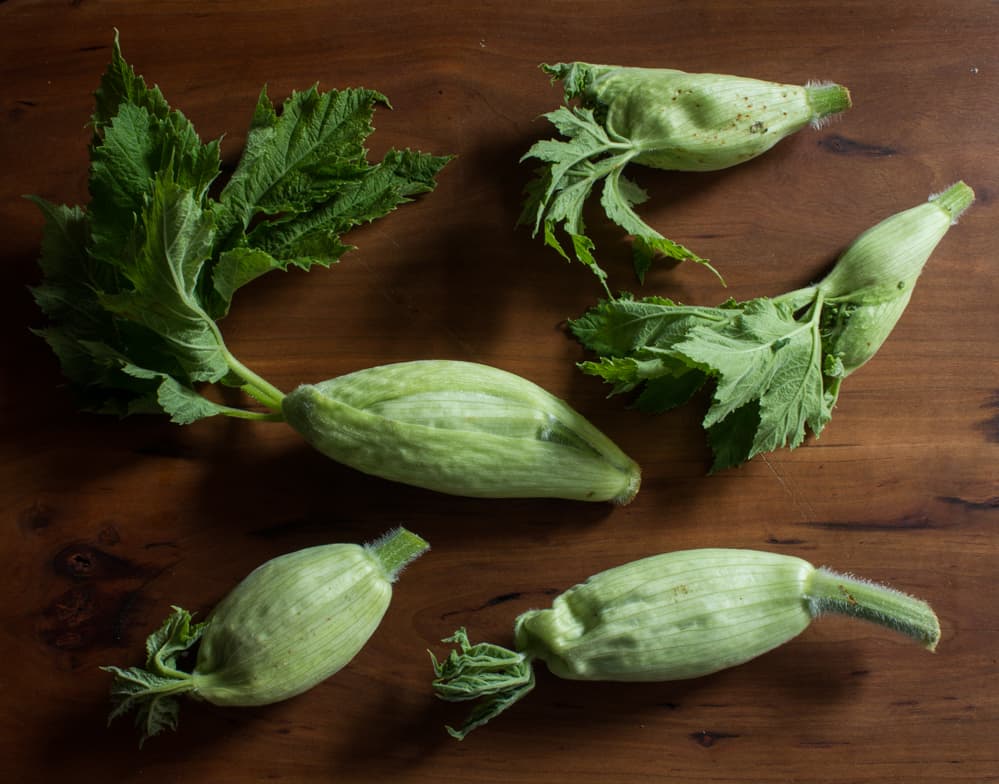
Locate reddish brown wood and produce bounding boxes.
[1,2,996,782]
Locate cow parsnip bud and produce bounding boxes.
[819,181,974,305]
[550,61,851,172]
[819,181,974,375]
[432,548,939,739]
[282,360,641,503]
[523,62,851,288]
[103,527,429,745]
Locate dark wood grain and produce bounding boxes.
[1,1,996,782]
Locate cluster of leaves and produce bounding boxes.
[570,288,849,471]
[101,607,205,746]
[32,35,449,424]
[517,64,713,294]
[430,628,536,741]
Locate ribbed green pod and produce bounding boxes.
[282,360,641,503]
[103,528,429,744]
[819,182,973,305]
[194,543,393,705]
[551,62,851,172]
[820,181,974,375]
[523,62,852,288]
[514,549,812,681]
[432,548,939,739]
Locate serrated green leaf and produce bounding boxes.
[634,366,706,414]
[675,299,807,427]
[706,401,761,472]
[99,173,227,383]
[209,246,290,313]
[204,90,448,317]
[121,365,233,424]
[102,606,205,746]
[541,61,591,103]
[26,198,112,333]
[674,298,831,457]
[573,289,835,470]
[214,85,387,248]
[206,148,448,318]
[540,106,609,146]
[521,83,711,287]
[599,165,650,238]
[143,606,207,672]
[89,102,220,269]
[104,666,180,720]
[597,166,712,282]
[570,296,729,358]
[33,34,448,424]
[430,628,536,741]
[539,219,568,260]
[92,31,172,135]
[245,148,447,262]
[28,199,91,284]
[577,356,644,395]
[32,328,164,416]
[579,354,705,411]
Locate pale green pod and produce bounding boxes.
[819,181,974,305]
[432,547,939,739]
[553,62,851,171]
[514,549,812,682]
[103,527,429,744]
[194,542,394,705]
[282,360,641,503]
[819,181,974,376]
[523,62,852,288]
[822,295,913,379]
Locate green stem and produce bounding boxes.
[931,181,974,222]
[805,83,852,120]
[214,405,286,422]
[223,350,287,414]
[367,527,430,582]
[773,284,820,313]
[805,567,941,651]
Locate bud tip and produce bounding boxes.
[929,180,975,225]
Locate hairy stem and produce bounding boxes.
[214,405,286,422]
[932,180,975,222]
[805,567,941,651]
[223,350,287,414]
[368,527,431,581]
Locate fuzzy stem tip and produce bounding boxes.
[805,566,941,651]
[930,181,975,223]
[368,527,430,581]
[806,82,852,120]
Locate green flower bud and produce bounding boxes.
[513,549,814,682]
[432,548,939,739]
[820,181,974,374]
[102,528,429,745]
[551,61,851,171]
[524,62,851,286]
[194,535,412,706]
[281,360,641,503]
[819,181,974,304]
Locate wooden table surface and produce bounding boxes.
[2,1,996,782]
